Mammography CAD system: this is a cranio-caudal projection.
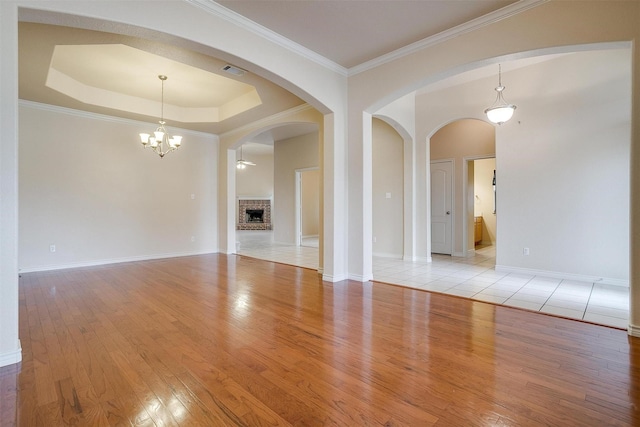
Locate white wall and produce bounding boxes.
[474,158,496,245]
[236,151,274,199]
[273,132,319,244]
[19,103,218,271]
[496,51,630,283]
[372,118,404,258]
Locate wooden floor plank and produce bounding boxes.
[2,254,640,426]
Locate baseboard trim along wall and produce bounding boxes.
[347,273,373,283]
[322,273,349,283]
[373,252,403,259]
[628,324,640,337]
[0,342,22,368]
[495,265,629,288]
[19,249,219,274]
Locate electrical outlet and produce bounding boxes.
[373,237,377,243]
[191,236,195,242]
[523,247,530,255]
[50,245,56,253]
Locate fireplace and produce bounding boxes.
[246,209,264,223]
[237,199,272,230]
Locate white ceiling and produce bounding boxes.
[217,0,518,69]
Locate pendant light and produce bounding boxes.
[484,64,516,125]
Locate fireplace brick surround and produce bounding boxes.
[237,199,272,230]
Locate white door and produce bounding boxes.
[431,160,453,255]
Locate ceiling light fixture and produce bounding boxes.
[236,146,256,169]
[484,64,516,125]
[139,75,182,158]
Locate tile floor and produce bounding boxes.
[236,231,629,329]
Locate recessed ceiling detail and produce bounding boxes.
[46,44,262,123]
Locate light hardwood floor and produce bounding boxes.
[2,254,639,426]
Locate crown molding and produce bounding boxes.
[185,0,348,77]
[220,103,315,138]
[349,0,549,76]
[19,99,219,140]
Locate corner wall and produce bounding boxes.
[273,132,319,244]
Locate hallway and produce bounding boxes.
[237,231,629,329]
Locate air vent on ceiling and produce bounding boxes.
[222,64,246,76]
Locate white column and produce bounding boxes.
[0,1,22,367]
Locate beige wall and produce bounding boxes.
[273,132,319,244]
[372,118,404,257]
[474,158,496,245]
[236,151,274,199]
[430,119,495,256]
[19,103,218,272]
[301,169,320,237]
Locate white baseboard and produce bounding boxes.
[0,341,22,368]
[322,273,349,283]
[495,265,629,287]
[628,324,640,337]
[301,234,319,239]
[372,252,403,259]
[348,273,373,282]
[19,249,219,274]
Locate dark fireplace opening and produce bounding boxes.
[246,209,264,223]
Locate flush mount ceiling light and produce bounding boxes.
[139,75,182,158]
[484,64,517,125]
[236,145,256,169]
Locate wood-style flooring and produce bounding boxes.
[2,254,639,426]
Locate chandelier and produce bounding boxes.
[139,75,182,158]
[484,64,516,125]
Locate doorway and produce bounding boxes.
[468,157,496,255]
[295,168,320,248]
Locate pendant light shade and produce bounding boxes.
[484,65,516,125]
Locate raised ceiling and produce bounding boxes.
[48,44,262,123]
[18,22,306,135]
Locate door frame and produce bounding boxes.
[430,159,454,255]
[295,167,320,247]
